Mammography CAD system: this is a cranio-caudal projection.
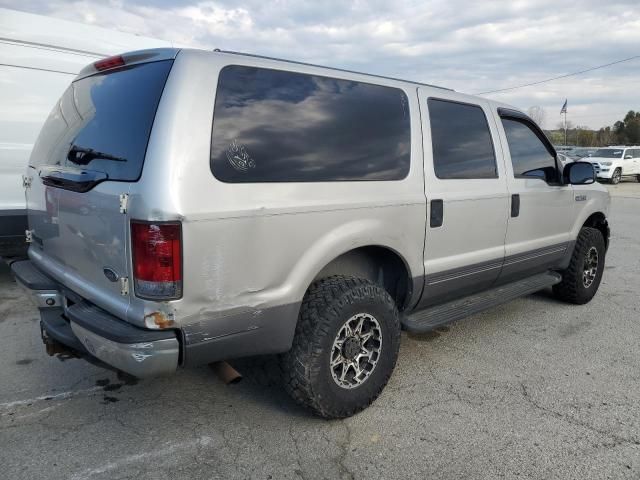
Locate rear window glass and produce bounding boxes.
[31,60,172,181]
[210,65,411,182]
[427,98,497,179]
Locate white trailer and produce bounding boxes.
[0,8,180,256]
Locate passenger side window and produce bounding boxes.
[427,99,497,179]
[211,65,411,182]
[501,118,558,183]
[634,150,640,158]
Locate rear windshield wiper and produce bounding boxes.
[67,145,127,165]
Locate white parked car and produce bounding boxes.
[588,147,640,184]
[0,8,179,256]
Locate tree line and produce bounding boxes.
[528,107,640,147]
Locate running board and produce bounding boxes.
[403,271,562,333]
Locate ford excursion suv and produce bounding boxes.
[12,49,610,418]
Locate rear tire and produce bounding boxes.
[281,276,401,418]
[610,168,621,184]
[553,227,605,305]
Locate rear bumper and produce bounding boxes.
[11,260,179,378]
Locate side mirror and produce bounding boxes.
[625,155,633,159]
[563,161,595,185]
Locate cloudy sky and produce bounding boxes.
[4,0,638,129]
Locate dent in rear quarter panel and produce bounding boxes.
[129,50,426,365]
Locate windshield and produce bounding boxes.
[592,149,624,159]
[30,60,173,182]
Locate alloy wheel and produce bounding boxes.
[330,313,383,389]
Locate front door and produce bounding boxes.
[417,90,509,308]
[493,110,575,283]
[629,149,640,174]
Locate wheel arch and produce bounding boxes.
[582,212,610,250]
[311,245,415,312]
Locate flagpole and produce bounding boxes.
[564,110,567,145]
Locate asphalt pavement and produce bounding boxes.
[1,183,638,479]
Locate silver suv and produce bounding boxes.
[12,48,610,418]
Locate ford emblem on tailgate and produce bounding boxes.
[103,267,119,282]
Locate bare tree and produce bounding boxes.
[527,106,546,127]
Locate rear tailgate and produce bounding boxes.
[26,52,175,319]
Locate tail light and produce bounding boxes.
[94,55,125,71]
[131,222,182,300]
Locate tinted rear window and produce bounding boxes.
[428,98,497,179]
[31,60,172,181]
[210,65,411,182]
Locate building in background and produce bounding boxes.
[0,8,182,256]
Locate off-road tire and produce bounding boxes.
[553,227,605,304]
[281,276,401,418]
[610,168,622,184]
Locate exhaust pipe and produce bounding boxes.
[210,361,242,384]
[41,329,81,360]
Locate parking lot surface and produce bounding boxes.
[1,183,639,479]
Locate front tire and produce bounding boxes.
[610,168,622,184]
[281,276,401,418]
[553,227,605,304]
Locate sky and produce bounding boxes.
[3,0,639,130]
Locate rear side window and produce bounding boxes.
[427,98,497,179]
[501,118,558,183]
[31,60,172,182]
[210,65,411,182]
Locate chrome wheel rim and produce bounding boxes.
[583,246,599,288]
[330,313,383,389]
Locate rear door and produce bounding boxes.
[26,56,173,316]
[417,91,509,307]
[494,110,574,283]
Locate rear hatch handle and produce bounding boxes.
[39,166,108,193]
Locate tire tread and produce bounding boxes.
[281,275,400,418]
[553,227,605,304]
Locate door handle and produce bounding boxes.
[511,194,520,218]
[430,199,443,227]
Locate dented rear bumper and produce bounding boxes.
[11,260,179,378]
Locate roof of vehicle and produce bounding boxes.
[213,49,454,92]
[207,50,526,115]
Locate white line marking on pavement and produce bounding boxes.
[69,436,214,479]
[0,386,103,410]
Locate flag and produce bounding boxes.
[560,99,567,114]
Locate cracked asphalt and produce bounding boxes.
[1,184,639,479]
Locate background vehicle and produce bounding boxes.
[12,49,610,418]
[588,146,640,184]
[569,147,597,159]
[557,152,575,167]
[0,8,177,257]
